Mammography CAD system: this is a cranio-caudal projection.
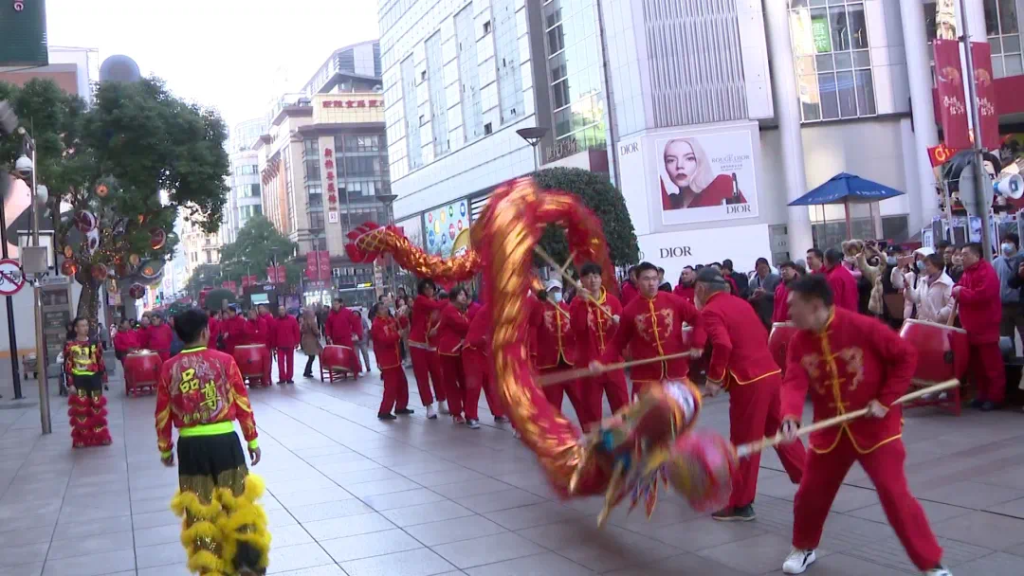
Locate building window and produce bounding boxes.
[985,0,1023,77]
[236,165,258,176]
[303,139,320,158]
[790,0,876,122]
[309,211,325,230]
[483,20,491,35]
[205,251,212,264]
[304,160,321,182]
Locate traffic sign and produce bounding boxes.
[0,259,26,295]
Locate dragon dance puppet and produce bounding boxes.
[346,177,741,523]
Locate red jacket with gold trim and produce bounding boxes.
[602,292,704,382]
[409,295,446,348]
[532,299,575,369]
[371,316,403,369]
[466,303,490,353]
[155,347,258,455]
[780,307,915,454]
[438,304,469,356]
[569,288,623,364]
[701,291,779,389]
[64,338,106,377]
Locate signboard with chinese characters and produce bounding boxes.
[424,200,469,259]
[313,93,386,124]
[324,148,338,209]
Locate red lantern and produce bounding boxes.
[91,264,109,282]
[150,229,167,250]
[61,260,78,277]
[75,211,97,233]
[128,284,146,299]
[95,184,109,198]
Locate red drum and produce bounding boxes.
[125,351,161,396]
[320,345,356,383]
[234,344,267,384]
[768,322,798,374]
[899,319,969,384]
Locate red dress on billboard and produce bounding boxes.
[662,174,745,210]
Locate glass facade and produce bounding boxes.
[400,56,423,169]
[790,0,876,122]
[455,4,484,142]
[985,0,1024,77]
[333,134,391,201]
[425,32,450,157]
[543,0,607,157]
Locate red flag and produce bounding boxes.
[318,251,331,281]
[970,41,1001,151]
[927,143,959,167]
[222,280,237,291]
[305,253,318,279]
[934,40,970,150]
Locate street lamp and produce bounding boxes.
[516,127,549,173]
[376,193,398,296]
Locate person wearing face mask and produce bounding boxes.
[531,278,587,425]
[695,268,805,522]
[891,248,933,322]
[993,233,1024,349]
[777,275,951,576]
[953,243,1004,411]
[904,253,954,324]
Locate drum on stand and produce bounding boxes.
[898,319,968,415]
[125,350,161,397]
[321,345,356,383]
[768,322,798,375]
[234,344,269,387]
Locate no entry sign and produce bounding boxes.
[0,259,26,295]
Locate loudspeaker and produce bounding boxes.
[994,173,1024,200]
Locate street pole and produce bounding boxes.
[959,2,993,260]
[0,174,23,400]
[27,132,50,432]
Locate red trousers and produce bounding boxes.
[260,346,272,385]
[276,348,294,382]
[440,353,469,418]
[541,361,587,424]
[410,346,446,406]
[793,437,942,571]
[969,341,1005,404]
[728,375,805,508]
[379,365,410,414]
[463,348,504,418]
[581,369,629,426]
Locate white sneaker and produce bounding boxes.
[782,549,816,574]
[438,400,450,414]
[467,419,480,429]
[512,429,521,439]
[426,404,438,420]
[923,567,952,576]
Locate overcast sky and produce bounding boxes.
[44,0,382,126]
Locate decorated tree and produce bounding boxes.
[219,216,301,289]
[1,78,230,320]
[533,167,640,267]
[185,263,223,299]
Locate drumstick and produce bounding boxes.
[538,350,696,387]
[533,245,616,321]
[735,379,960,458]
[946,302,958,327]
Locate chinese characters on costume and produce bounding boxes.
[65,337,111,448]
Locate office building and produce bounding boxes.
[224,118,268,244]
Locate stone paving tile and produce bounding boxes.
[3,356,1023,576]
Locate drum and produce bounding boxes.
[234,345,267,380]
[124,351,161,396]
[899,319,969,383]
[321,345,356,382]
[768,322,798,373]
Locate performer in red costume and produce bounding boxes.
[370,302,414,420]
[147,314,175,362]
[155,309,270,576]
[273,306,300,385]
[113,318,140,369]
[571,263,628,428]
[408,279,449,419]
[258,304,277,352]
[672,266,696,303]
[693,268,805,522]
[772,262,804,323]
[532,279,589,424]
[954,242,1005,410]
[438,287,474,426]
[219,306,246,356]
[777,275,951,576]
[620,266,640,307]
[823,248,858,312]
[599,262,705,397]
[65,317,112,448]
[136,314,152,349]
[464,302,507,423]
[243,308,274,386]
[207,310,222,351]
[324,297,361,377]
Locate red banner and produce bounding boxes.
[970,41,1001,151]
[934,40,970,149]
[267,266,286,284]
[222,280,237,291]
[304,251,331,281]
[927,143,959,167]
[240,275,258,288]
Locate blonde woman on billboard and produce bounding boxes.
[661,137,746,210]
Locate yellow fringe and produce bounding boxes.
[171,490,224,520]
[179,519,222,550]
[186,549,225,574]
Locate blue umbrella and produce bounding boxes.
[788,173,905,240]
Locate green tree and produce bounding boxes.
[532,167,640,268]
[185,263,223,299]
[219,216,300,288]
[0,78,230,320]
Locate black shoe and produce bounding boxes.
[395,408,415,415]
[494,415,508,423]
[303,373,313,378]
[969,399,984,409]
[981,401,999,412]
[712,504,756,522]
[377,412,397,420]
